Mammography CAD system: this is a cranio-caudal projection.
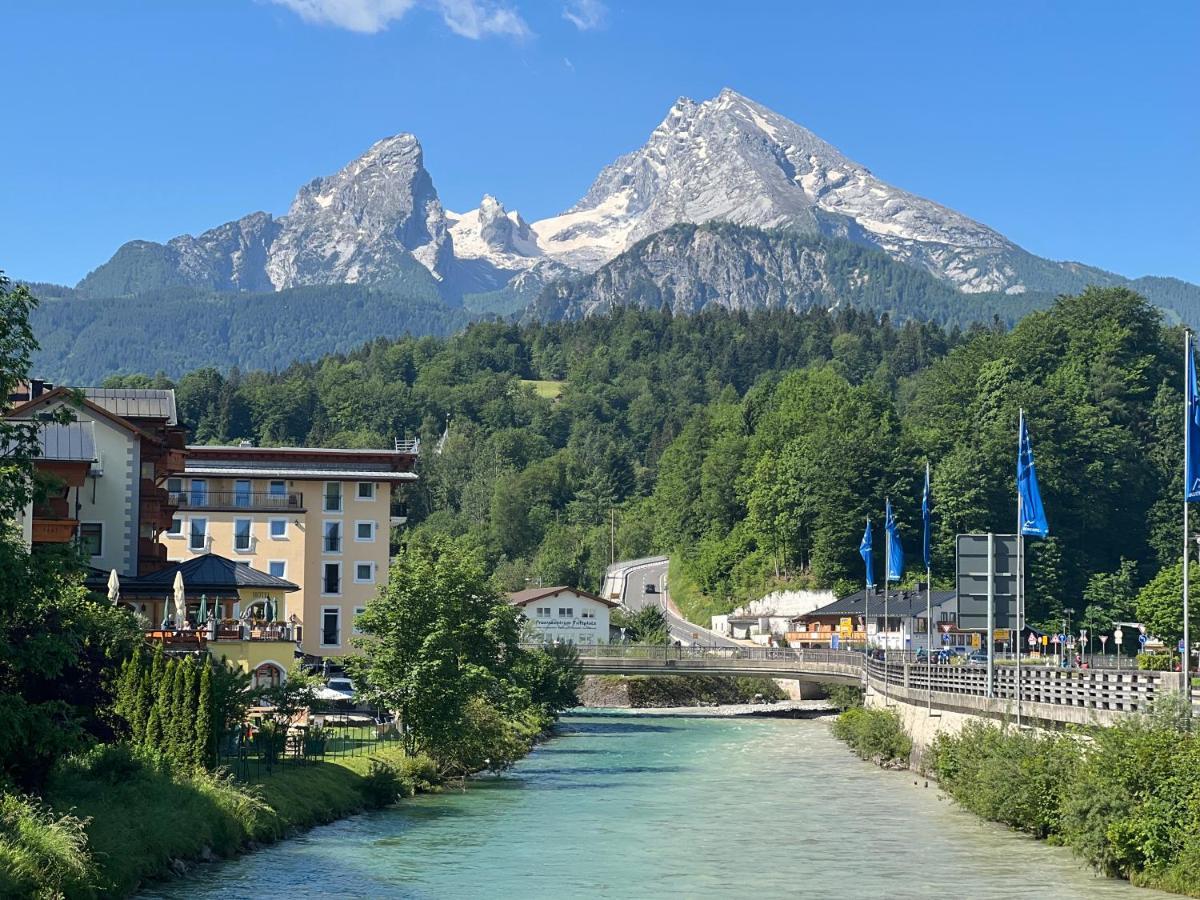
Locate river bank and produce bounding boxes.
[830,702,1200,898]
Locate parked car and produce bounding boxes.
[966,650,990,665]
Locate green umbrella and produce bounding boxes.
[196,594,208,626]
[264,599,275,623]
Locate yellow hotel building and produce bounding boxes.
[161,443,418,657]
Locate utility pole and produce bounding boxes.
[610,508,615,566]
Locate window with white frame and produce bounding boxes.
[166,516,183,536]
[581,609,596,619]
[535,607,550,618]
[268,560,286,579]
[357,482,375,501]
[322,562,341,595]
[189,518,208,551]
[323,481,342,512]
[558,607,574,617]
[352,606,366,635]
[268,480,286,498]
[355,521,375,542]
[323,521,341,553]
[234,518,252,552]
[269,518,287,539]
[354,561,374,583]
[321,607,340,647]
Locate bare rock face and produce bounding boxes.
[266,134,452,288]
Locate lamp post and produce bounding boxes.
[1064,607,1075,665]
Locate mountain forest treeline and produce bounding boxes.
[95,287,1190,637]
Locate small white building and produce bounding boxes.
[507,586,619,645]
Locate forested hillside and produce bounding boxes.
[97,288,1184,634]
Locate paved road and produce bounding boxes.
[603,556,742,647]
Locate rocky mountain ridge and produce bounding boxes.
[73,88,1193,320]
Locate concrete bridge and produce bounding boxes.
[572,644,1187,728]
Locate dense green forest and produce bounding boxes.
[99,287,1191,638]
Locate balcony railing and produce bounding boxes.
[323,536,341,552]
[170,490,305,512]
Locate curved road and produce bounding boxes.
[602,556,743,647]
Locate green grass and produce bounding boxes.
[519,379,566,400]
[30,743,439,898]
[666,556,734,627]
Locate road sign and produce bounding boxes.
[1041,635,1048,646]
[1100,635,1109,647]
[994,628,1009,641]
[1138,634,1148,647]
[830,633,840,650]
[1180,639,1187,653]
[1114,628,1124,644]
[942,633,950,645]
[956,534,1018,630]
[1028,633,1037,647]
[1051,634,1061,645]
[970,633,981,648]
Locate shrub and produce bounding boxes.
[930,722,1077,839]
[824,683,864,711]
[831,708,911,764]
[359,759,404,808]
[1136,652,1175,671]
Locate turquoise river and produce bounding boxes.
[143,712,1169,899]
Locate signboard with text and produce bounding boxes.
[955,534,1018,631]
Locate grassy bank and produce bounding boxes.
[3,744,439,898]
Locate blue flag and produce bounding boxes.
[859,518,875,589]
[1187,333,1200,501]
[1017,411,1049,538]
[922,464,932,570]
[885,499,904,582]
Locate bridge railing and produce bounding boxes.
[557,643,864,666]
[865,657,1176,714]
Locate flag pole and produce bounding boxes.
[1184,330,1191,695]
[864,518,871,666]
[884,504,890,704]
[927,463,933,717]
[1017,410,1023,729]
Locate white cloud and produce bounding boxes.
[562,0,606,30]
[269,0,530,38]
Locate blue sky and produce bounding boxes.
[3,0,1197,286]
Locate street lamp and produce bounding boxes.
[1063,607,1075,665]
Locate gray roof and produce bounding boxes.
[802,588,956,620]
[36,422,97,462]
[131,554,299,594]
[83,388,178,425]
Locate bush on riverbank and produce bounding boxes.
[822,683,863,711]
[930,699,1200,896]
[622,675,786,708]
[4,743,444,898]
[831,708,911,765]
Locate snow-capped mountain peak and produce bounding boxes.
[532,87,1020,292]
[447,194,542,270]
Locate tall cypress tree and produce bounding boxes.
[194,661,214,770]
[168,659,189,765]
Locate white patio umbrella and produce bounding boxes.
[106,569,120,605]
[172,570,187,627]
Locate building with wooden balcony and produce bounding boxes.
[6,387,188,577]
[161,443,418,658]
[9,421,98,548]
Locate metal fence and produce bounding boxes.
[217,719,400,781]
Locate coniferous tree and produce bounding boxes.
[194,661,214,769]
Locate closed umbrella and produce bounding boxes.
[172,571,186,627]
[264,598,275,623]
[196,594,209,626]
[106,569,120,605]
